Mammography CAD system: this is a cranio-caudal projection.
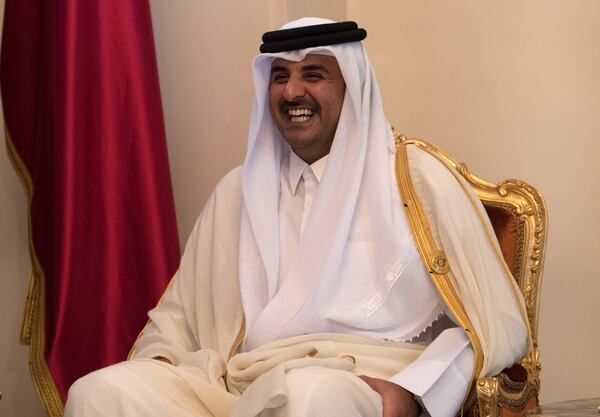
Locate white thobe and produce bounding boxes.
[273,149,475,417]
[64,143,527,417]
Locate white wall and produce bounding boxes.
[148,0,269,243]
[1,1,598,416]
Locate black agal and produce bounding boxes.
[260,21,367,53]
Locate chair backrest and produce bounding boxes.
[444,152,547,349]
[444,147,548,416]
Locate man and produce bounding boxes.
[65,17,529,417]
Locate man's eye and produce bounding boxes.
[305,73,324,80]
[271,74,288,83]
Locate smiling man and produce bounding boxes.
[65,18,529,417]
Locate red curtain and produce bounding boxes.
[1,0,181,412]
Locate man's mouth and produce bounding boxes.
[286,108,315,123]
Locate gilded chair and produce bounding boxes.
[392,131,548,417]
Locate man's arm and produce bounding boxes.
[356,324,473,417]
[131,265,206,365]
[389,326,474,417]
[131,167,244,368]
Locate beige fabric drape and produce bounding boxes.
[227,333,424,417]
[406,144,529,378]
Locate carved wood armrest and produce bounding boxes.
[473,352,541,417]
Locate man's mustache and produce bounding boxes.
[279,98,319,113]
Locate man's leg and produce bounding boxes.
[65,359,215,417]
[266,367,383,417]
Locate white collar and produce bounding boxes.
[288,150,329,195]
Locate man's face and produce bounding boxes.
[269,54,346,164]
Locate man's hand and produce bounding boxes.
[358,375,421,417]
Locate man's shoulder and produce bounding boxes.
[202,166,243,211]
[215,165,243,193]
[397,137,454,175]
[390,131,440,162]
[190,166,243,235]
[396,136,472,200]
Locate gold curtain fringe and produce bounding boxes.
[5,127,37,344]
[5,126,65,417]
[19,272,36,344]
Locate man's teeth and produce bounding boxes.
[290,116,310,122]
[288,108,313,122]
[288,108,313,116]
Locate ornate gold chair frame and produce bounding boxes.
[394,133,548,417]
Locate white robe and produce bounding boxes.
[64,143,528,417]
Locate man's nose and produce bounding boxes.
[283,77,306,102]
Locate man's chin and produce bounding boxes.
[280,128,317,146]
[282,136,314,150]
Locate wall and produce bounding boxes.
[148,0,268,242]
[1,1,598,416]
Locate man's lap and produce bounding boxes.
[65,359,383,417]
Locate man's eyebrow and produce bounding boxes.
[269,63,331,76]
[301,64,329,73]
[270,65,288,75]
